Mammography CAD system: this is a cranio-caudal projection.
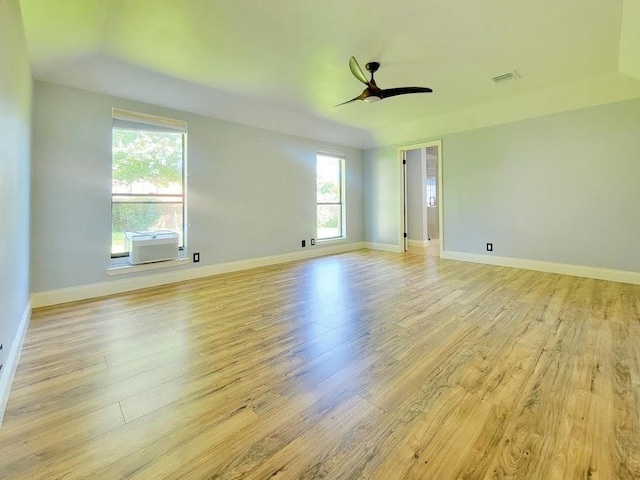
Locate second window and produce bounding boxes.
[316,153,345,240]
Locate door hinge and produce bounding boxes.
[404,232,408,238]
[403,159,407,165]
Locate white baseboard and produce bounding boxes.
[441,250,640,285]
[31,242,367,308]
[364,242,403,253]
[407,240,429,248]
[0,301,31,428]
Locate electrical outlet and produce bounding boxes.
[486,243,493,252]
[310,238,316,246]
[193,252,200,263]
[301,240,306,247]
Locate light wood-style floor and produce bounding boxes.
[1,249,639,479]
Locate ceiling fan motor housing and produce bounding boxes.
[365,62,380,73]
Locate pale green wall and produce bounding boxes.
[31,82,365,293]
[0,0,32,413]
[365,98,640,272]
[364,145,400,246]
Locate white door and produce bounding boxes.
[426,145,439,240]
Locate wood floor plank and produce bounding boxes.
[0,249,638,479]
[0,403,125,478]
[332,385,477,479]
[243,395,385,480]
[95,407,260,479]
[167,353,395,478]
[564,390,616,480]
[401,393,502,480]
[485,348,586,479]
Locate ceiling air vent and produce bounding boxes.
[492,71,520,84]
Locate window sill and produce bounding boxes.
[107,257,191,276]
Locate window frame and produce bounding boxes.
[316,152,346,241]
[110,109,187,259]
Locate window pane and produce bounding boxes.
[317,205,342,239]
[426,176,437,206]
[112,122,185,257]
[112,203,183,254]
[317,155,340,203]
[112,129,183,195]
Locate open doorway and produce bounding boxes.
[400,140,443,256]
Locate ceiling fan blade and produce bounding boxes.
[349,57,370,86]
[334,93,365,107]
[380,86,433,99]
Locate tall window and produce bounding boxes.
[111,109,187,257]
[316,153,345,240]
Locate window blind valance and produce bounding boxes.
[112,108,187,133]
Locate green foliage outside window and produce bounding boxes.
[112,130,183,186]
[111,129,184,254]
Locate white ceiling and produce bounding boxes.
[18,0,640,148]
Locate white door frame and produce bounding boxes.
[397,140,443,254]
[402,150,408,251]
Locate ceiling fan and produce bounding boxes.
[336,56,433,106]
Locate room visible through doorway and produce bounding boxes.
[401,141,442,256]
